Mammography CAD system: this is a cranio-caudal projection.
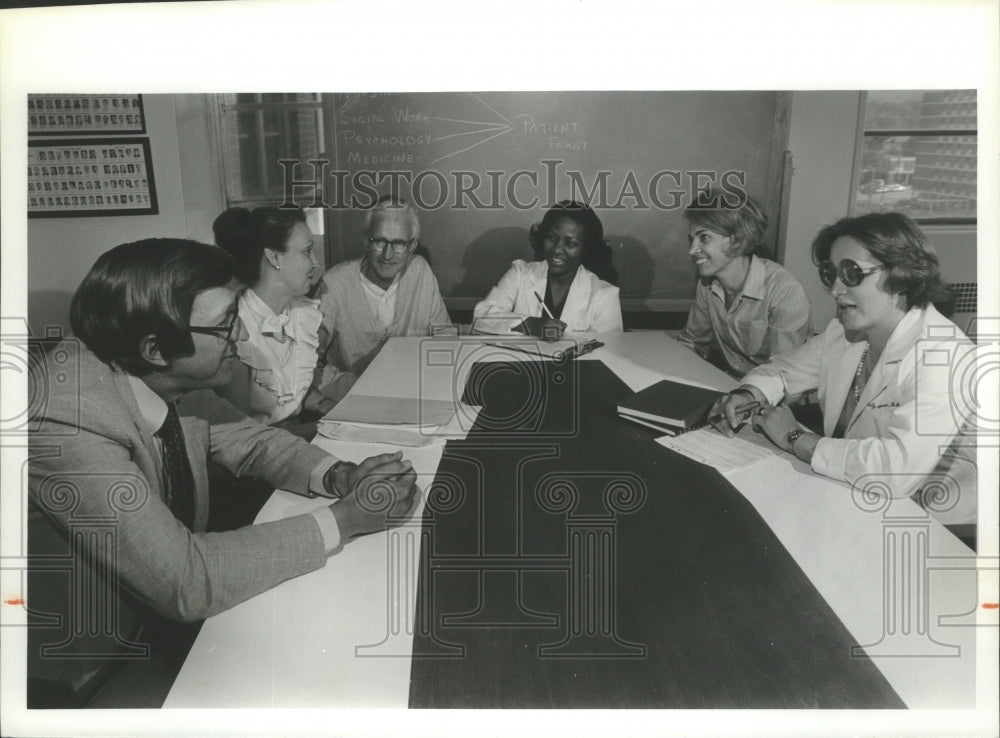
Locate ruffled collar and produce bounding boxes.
[235,289,323,423]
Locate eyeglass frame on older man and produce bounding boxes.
[366,235,417,255]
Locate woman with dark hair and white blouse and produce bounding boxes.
[474,200,623,338]
[213,206,331,431]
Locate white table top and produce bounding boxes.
[165,333,986,711]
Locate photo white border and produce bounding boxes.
[2,1,997,736]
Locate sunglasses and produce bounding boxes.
[189,312,239,341]
[818,259,887,288]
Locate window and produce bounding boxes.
[214,93,325,206]
[212,93,330,269]
[852,90,976,223]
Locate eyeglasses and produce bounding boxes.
[367,236,415,255]
[818,259,887,288]
[189,312,239,342]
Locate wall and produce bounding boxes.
[27,92,977,336]
[174,94,225,245]
[28,95,184,335]
[780,92,861,332]
[26,94,223,336]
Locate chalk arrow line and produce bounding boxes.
[469,92,514,127]
[429,92,515,162]
[431,127,513,164]
[431,122,511,143]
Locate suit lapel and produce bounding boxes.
[179,416,210,532]
[110,369,165,485]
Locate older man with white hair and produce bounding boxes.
[315,195,451,400]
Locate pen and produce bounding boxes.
[533,291,555,320]
[704,400,763,428]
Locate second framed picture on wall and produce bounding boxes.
[28,94,146,136]
[28,138,159,218]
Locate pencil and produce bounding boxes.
[533,291,555,320]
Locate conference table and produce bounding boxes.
[165,332,983,711]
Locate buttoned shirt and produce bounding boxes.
[677,255,811,377]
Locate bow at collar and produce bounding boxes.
[260,312,295,342]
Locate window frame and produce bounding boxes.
[849,90,977,226]
[209,94,331,272]
[211,93,326,209]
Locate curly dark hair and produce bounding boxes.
[529,200,618,285]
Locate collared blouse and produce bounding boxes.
[235,288,323,424]
[678,255,811,377]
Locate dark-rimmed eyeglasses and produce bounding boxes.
[367,236,415,255]
[189,312,239,341]
[818,259,887,288]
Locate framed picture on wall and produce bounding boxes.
[28,137,159,218]
[27,94,146,136]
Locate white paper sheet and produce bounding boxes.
[323,394,458,425]
[655,426,778,474]
[317,405,483,446]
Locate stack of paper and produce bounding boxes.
[317,394,481,447]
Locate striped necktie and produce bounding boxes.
[155,402,195,530]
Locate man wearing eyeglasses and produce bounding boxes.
[315,195,451,402]
[27,238,419,708]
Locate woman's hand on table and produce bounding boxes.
[750,404,799,450]
[708,389,758,437]
[519,316,567,342]
[749,405,819,462]
[326,451,420,540]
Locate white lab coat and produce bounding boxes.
[473,259,623,334]
[742,304,977,524]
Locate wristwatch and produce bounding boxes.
[322,460,356,498]
[785,428,805,450]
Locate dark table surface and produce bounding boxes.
[408,359,905,708]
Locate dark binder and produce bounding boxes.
[617,379,724,433]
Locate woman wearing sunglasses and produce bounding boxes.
[711,212,976,526]
[473,200,623,339]
[213,206,331,432]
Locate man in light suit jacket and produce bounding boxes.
[27,239,418,708]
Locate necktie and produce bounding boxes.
[155,402,195,530]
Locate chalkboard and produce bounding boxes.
[320,92,787,311]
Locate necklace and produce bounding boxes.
[852,343,870,403]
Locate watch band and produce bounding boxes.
[323,460,353,499]
[785,428,805,448]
